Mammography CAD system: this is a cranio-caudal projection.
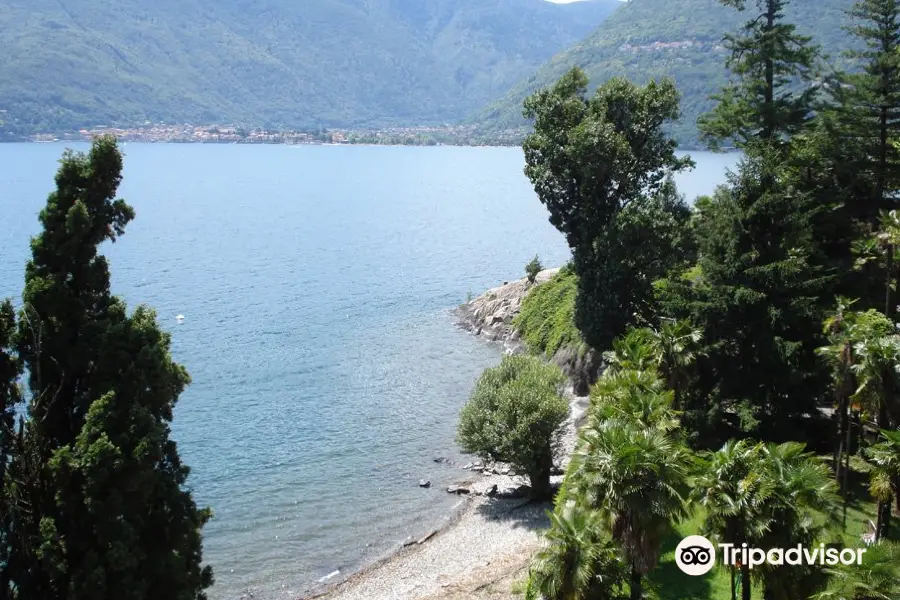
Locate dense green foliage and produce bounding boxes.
[0,137,211,599]
[474,0,855,148]
[500,1,900,599]
[0,0,620,136]
[522,71,694,350]
[457,355,569,499]
[526,255,544,285]
[514,267,585,359]
[698,0,819,147]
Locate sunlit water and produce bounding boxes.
[0,144,737,599]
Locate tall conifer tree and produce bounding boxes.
[0,300,20,600]
[662,0,830,435]
[8,137,212,600]
[699,0,819,148]
[838,0,900,223]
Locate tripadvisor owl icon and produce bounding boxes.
[675,535,716,576]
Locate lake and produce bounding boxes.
[0,144,738,599]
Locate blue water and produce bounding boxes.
[0,144,737,599]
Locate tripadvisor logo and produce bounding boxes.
[675,535,867,576]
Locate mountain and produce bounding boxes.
[473,0,855,148]
[0,0,621,135]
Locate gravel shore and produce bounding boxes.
[309,389,586,600]
[308,272,592,600]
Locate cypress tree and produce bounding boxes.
[8,136,212,600]
[0,300,21,600]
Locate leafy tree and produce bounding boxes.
[7,136,212,600]
[525,505,628,600]
[814,540,900,600]
[851,329,900,430]
[566,418,690,600]
[699,0,819,148]
[601,329,657,374]
[457,355,569,499]
[526,255,544,285]
[523,68,693,350]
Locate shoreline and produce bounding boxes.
[302,271,588,600]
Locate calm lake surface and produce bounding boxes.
[0,144,738,599]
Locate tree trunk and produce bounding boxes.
[730,567,737,600]
[885,243,893,320]
[741,563,751,600]
[876,500,885,543]
[762,2,776,140]
[630,565,642,600]
[528,459,553,501]
[884,497,893,540]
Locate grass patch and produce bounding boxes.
[513,266,587,358]
[649,509,754,600]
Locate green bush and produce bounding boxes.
[457,355,569,498]
[514,266,587,359]
[525,255,543,284]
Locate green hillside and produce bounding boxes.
[0,0,620,136]
[473,0,855,148]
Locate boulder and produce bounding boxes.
[447,486,471,495]
[418,479,431,488]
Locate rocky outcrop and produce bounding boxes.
[455,268,603,397]
[455,268,559,353]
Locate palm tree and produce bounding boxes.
[852,334,900,540]
[646,319,703,409]
[814,541,900,600]
[818,299,862,492]
[693,439,773,600]
[525,505,628,600]
[867,429,900,542]
[757,442,839,600]
[851,332,900,429]
[569,420,691,600]
[589,369,679,434]
[602,329,656,374]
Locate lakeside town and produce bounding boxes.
[24,123,527,147]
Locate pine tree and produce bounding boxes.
[699,0,819,148]
[837,0,900,223]
[661,147,831,436]
[8,136,212,600]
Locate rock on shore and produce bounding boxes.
[455,268,603,396]
[455,268,559,353]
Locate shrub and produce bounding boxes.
[525,255,543,284]
[514,266,588,359]
[457,355,569,498]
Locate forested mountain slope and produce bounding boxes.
[0,0,619,135]
[473,0,854,148]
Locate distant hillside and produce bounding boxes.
[472,0,855,148]
[0,0,620,136]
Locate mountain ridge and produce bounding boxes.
[472,0,856,148]
[0,0,620,135]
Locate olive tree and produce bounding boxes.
[458,355,569,498]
